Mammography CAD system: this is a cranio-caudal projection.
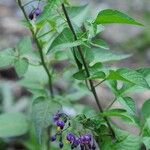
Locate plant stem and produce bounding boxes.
[94,79,106,88]
[61,3,116,139]
[18,0,54,98]
[106,97,117,110]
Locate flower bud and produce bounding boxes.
[59,142,64,148]
[51,135,56,142]
[34,8,41,16]
[28,12,34,20]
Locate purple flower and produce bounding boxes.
[53,113,61,122]
[80,134,92,144]
[56,120,65,129]
[28,7,41,20]
[66,133,75,142]
[73,137,80,146]
[34,8,41,16]
[84,134,92,142]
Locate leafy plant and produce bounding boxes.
[0,0,149,149]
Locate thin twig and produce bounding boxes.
[106,97,117,110]
[18,0,54,98]
[61,3,116,139]
[37,29,53,39]
[94,79,106,88]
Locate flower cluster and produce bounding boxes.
[50,112,96,149]
[50,112,69,149]
[28,7,41,20]
[66,133,96,150]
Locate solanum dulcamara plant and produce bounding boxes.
[0,0,150,149]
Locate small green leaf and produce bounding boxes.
[14,58,29,77]
[73,70,87,80]
[0,48,15,68]
[142,99,150,119]
[51,40,83,52]
[73,62,105,80]
[89,71,105,80]
[66,5,89,27]
[91,39,109,50]
[32,98,61,143]
[66,6,87,18]
[17,36,32,55]
[19,65,48,90]
[47,28,76,53]
[113,128,141,150]
[85,21,105,39]
[101,109,127,117]
[108,68,150,89]
[101,109,136,124]
[0,113,28,138]
[95,9,143,26]
[55,51,68,60]
[76,46,94,64]
[92,48,131,63]
[118,97,136,115]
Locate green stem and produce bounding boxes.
[94,79,106,88]
[18,1,54,149]
[61,3,116,139]
[106,97,117,110]
[18,0,54,98]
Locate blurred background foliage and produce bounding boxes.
[0,0,149,149]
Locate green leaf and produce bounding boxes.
[137,68,150,77]
[118,97,136,115]
[85,21,105,39]
[91,39,109,50]
[75,45,94,64]
[0,48,15,68]
[142,99,150,119]
[101,109,136,124]
[108,68,150,89]
[95,9,143,26]
[113,128,141,150]
[73,62,105,80]
[101,108,127,117]
[14,58,29,77]
[66,5,88,19]
[17,36,32,55]
[0,113,28,138]
[32,98,61,143]
[92,48,131,63]
[73,70,87,80]
[47,28,77,53]
[19,65,48,90]
[66,5,89,27]
[51,40,83,52]
[55,51,68,60]
[89,71,106,80]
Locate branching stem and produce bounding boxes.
[61,3,116,139]
[18,0,54,98]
